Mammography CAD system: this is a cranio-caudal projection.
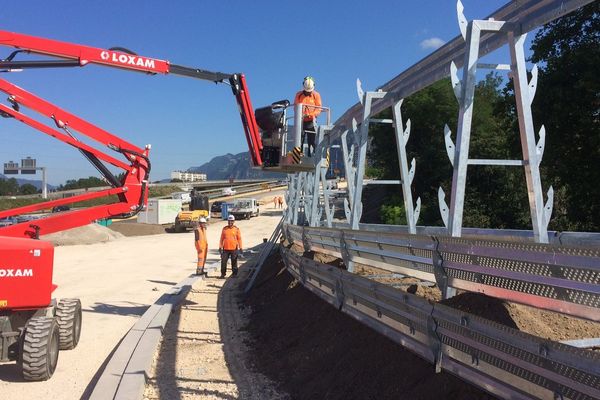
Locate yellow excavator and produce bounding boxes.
[173,190,210,232]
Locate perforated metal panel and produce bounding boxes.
[280,246,600,400]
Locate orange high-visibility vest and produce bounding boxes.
[194,226,208,267]
[294,90,322,121]
[220,225,242,251]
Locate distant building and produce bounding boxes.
[170,170,207,182]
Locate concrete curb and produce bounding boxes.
[88,262,220,400]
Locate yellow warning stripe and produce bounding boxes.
[289,146,303,164]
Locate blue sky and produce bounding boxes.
[0,0,511,185]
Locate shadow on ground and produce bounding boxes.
[84,301,149,316]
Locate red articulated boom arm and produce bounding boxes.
[0,30,263,165]
[0,29,263,239]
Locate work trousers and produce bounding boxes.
[196,250,206,274]
[221,250,238,276]
[301,120,316,157]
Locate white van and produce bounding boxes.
[171,191,191,204]
[222,187,236,196]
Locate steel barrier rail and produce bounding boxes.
[281,247,600,400]
[330,222,600,248]
[284,224,600,322]
[327,0,595,141]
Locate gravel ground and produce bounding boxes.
[144,267,286,400]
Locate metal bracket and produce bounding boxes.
[356,78,365,105]
[536,125,546,165]
[528,63,538,104]
[438,187,449,228]
[444,124,456,167]
[344,198,351,222]
[544,186,554,229]
[426,312,443,373]
[340,230,353,273]
[301,227,310,253]
[450,61,462,102]
[431,238,449,298]
[334,271,346,310]
[457,0,468,41]
[414,197,422,227]
[298,257,307,285]
[408,158,416,186]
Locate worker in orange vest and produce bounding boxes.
[294,76,322,157]
[194,217,208,276]
[219,215,243,278]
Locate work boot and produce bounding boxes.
[196,268,205,276]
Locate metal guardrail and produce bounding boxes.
[281,247,600,400]
[328,0,596,141]
[330,222,600,248]
[285,224,600,322]
[195,181,281,200]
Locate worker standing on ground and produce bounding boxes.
[278,196,284,209]
[294,76,322,157]
[194,217,208,276]
[219,215,243,278]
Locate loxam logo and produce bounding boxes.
[0,268,33,277]
[99,50,156,69]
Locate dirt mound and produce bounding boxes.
[41,223,124,246]
[108,220,170,236]
[290,244,600,343]
[243,251,494,400]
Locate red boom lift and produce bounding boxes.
[0,30,264,380]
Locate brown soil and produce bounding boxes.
[244,251,495,400]
[108,219,171,236]
[289,244,600,343]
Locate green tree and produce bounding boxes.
[529,3,599,231]
[0,178,20,196]
[19,183,39,195]
[60,176,106,190]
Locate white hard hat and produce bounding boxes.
[199,217,207,223]
[228,215,235,221]
[303,76,315,92]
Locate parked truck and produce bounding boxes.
[229,198,259,220]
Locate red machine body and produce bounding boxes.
[0,237,54,310]
[0,29,263,309]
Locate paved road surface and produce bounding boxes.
[0,209,282,399]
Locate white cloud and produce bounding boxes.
[420,37,445,50]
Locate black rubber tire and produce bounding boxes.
[19,316,60,381]
[56,298,82,350]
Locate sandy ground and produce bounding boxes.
[0,206,282,399]
[143,264,286,400]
